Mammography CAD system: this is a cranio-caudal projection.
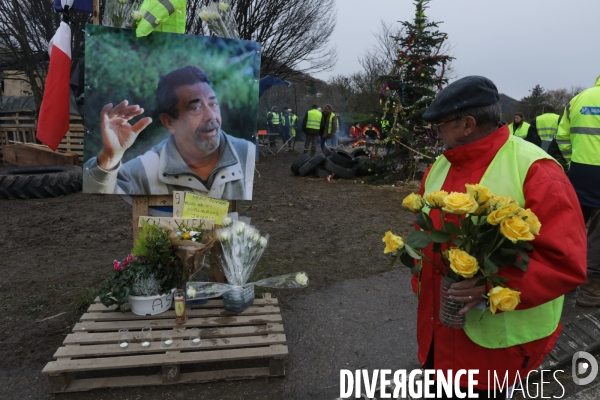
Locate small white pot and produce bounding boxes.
[128,289,175,316]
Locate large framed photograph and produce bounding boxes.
[83,25,260,200]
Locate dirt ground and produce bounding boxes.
[0,142,418,399]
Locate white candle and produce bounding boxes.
[119,342,128,348]
[164,339,173,345]
[192,338,200,344]
[141,341,150,348]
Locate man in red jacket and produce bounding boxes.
[413,76,587,398]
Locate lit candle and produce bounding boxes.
[164,339,173,345]
[141,341,150,348]
[119,342,128,348]
[192,338,201,344]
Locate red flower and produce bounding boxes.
[113,260,123,271]
[122,259,130,268]
[126,254,134,262]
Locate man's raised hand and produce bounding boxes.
[97,100,152,170]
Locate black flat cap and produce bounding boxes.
[422,75,500,121]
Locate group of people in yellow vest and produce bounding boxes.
[509,76,600,306]
[266,106,300,150]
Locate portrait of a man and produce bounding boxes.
[82,25,260,200]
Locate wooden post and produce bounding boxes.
[93,0,100,25]
[132,196,149,242]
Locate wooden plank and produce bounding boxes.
[55,334,287,358]
[63,323,285,345]
[52,367,271,393]
[80,305,281,321]
[148,195,173,206]
[48,373,72,392]
[3,143,80,166]
[73,314,283,332]
[132,196,149,242]
[162,364,180,383]
[43,344,288,374]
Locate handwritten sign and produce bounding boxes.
[138,217,214,230]
[181,193,229,225]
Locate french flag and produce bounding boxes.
[37,0,73,151]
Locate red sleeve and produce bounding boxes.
[500,159,587,308]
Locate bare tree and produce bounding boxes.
[0,0,89,105]
[185,0,337,80]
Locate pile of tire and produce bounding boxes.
[0,165,83,200]
[290,146,358,179]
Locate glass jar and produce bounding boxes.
[439,279,466,329]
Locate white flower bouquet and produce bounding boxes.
[186,214,308,312]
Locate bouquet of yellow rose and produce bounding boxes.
[383,184,541,327]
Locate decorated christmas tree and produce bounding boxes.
[375,0,454,179]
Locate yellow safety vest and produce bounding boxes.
[423,135,563,349]
[508,121,530,138]
[290,115,298,136]
[325,113,337,135]
[536,113,560,142]
[136,0,186,38]
[268,111,280,125]
[556,77,600,166]
[306,109,322,130]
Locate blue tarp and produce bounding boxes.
[54,0,93,13]
[259,75,292,97]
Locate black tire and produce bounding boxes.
[290,154,311,176]
[299,153,326,177]
[0,165,82,200]
[323,158,356,179]
[330,150,356,168]
[314,166,330,178]
[322,145,334,157]
[351,148,368,158]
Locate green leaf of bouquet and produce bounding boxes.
[444,222,462,235]
[500,248,517,256]
[415,212,434,231]
[491,252,517,268]
[432,242,441,253]
[407,230,431,249]
[389,253,400,267]
[430,230,452,243]
[475,277,487,287]
[483,254,499,274]
[452,238,464,247]
[477,228,496,244]
[516,241,534,251]
[400,251,417,268]
[514,260,528,271]
[516,247,530,264]
[404,244,422,260]
[410,264,422,274]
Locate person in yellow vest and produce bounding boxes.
[266,106,280,148]
[526,104,560,151]
[302,104,322,156]
[412,76,586,396]
[508,112,530,138]
[289,110,300,142]
[319,104,338,151]
[556,76,600,307]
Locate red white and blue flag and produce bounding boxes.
[36,0,74,151]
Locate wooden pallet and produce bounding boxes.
[42,293,287,393]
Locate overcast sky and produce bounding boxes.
[313,0,599,100]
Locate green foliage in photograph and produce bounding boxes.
[84,24,260,162]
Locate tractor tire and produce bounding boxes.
[351,148,368,158]
[314,166,330,178]
[299,153,326,177]
[323,158,356,179]
[0,165,82,200]
[330,150,356,168]
[291,154,311,176]
[322,146,334,157]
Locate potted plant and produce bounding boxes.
[99,221,185,315]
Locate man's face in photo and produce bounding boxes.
[167,82,222,154]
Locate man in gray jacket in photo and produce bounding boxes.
[83,65,255,200]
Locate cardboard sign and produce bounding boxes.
[181,193,229,225]
[138,216,214,230]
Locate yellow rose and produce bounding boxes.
[488,286,521,314]
[442,192,478,215]
[487,204,521,225]
[446,248,479,278]
[402,193,425,212]
[425,190,448,208]
[489,195,517,211]
[382,231,405,254]
[519,208,541,235]
[465,184,491,215]
[500,216,535,243]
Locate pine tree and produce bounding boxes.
[374,0,453,179]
